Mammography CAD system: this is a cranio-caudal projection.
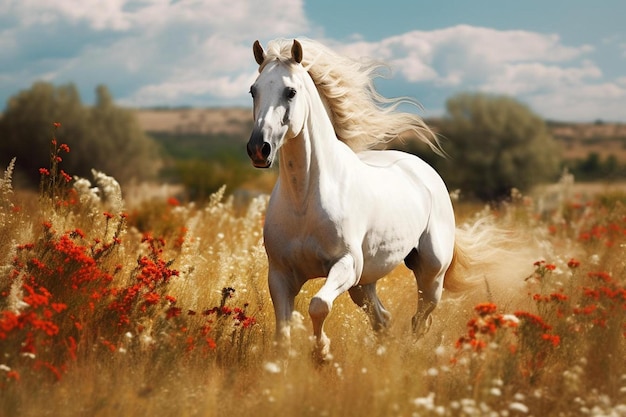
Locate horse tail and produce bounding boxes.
[443,216,540,298]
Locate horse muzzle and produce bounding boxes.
[246,130,273,168]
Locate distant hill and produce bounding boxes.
[134,107,252,136]
[135,108,626,162]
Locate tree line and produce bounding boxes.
[3,81,619,202]
[0,83,159,188]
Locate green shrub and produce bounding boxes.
[0,83,160,187]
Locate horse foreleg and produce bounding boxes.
[309,253,360,362]
[268,268,302,353]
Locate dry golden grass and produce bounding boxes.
[1,146,625,417]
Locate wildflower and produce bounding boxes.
[166,307,182,319]
[101,340,117,352]
[514,311,552,332]
[51,303,67,313]
[143,292,160,305]
[205,337,217,350]
[39,168,50,176]
[588,271,612,283]
[60,170,72,183]
[549,292,568,302]
[263,361,281,374]
[53,122,61,128]
[7,370,20,381]
[240,316,257,328]
[567,258,581,268]
[509,402,529,414]
[541,333,560,347]
[474,302,497,316]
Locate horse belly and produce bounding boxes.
[358,199,428,284]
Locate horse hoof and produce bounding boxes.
[312,347,333,365]
[412,314,433,339]
[311,334,332,365]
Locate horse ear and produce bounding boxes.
[291,39,303,64]
[253,40,266,66]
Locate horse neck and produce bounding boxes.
[277,88,342,211]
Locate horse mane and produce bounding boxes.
[260,38,442,154]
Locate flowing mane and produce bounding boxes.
[259,38,442,153]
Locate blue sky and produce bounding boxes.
[1,0,625,122]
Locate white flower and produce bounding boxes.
[509,402,529,413]
[263,362,281,374]
[412,393,435,410]
[91,169,124,213]
[503,314,520,324]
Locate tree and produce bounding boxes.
[433,93,561,201]
[0,82,160,187]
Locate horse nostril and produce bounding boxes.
[246,142,254,158]
[261,142,272,159]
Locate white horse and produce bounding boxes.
[247,38,475,361]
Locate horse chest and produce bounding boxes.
[264,206,347,279]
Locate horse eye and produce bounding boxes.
[285,87,297,100]
[249,86,256,98]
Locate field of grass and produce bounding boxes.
[1,130,625,416]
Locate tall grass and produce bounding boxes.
[0,126,624,416]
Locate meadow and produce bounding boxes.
[0,128,625,417]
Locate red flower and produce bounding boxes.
[143,292,160,305]
[166,307,182,319]
[205,337,217,350]
[6,370,20,381]
[567,258,581,268]
[60,170,72,183]
[588,271,612,283]
[541,333,560,347]
[474,302,497,316]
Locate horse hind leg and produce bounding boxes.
[404,244,451,338]
[348,283,391,332]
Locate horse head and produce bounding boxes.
[246,40,307,168]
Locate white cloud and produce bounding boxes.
[482,60,603,96]
[528,82,626,122]
[336,25,625,121]
[0,4,624,121]
[338,26,594,92]
[0,0,309,106]
[2,0,132,30]
[125,72,257,106]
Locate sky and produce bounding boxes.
[1,0,625,122]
